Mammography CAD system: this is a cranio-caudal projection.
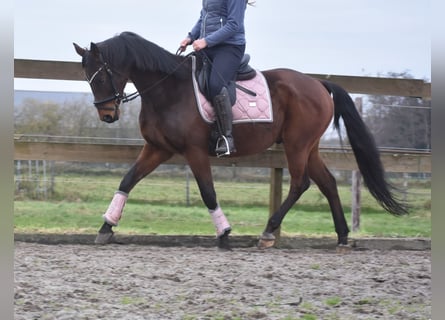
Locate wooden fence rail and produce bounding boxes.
[14,59,431,99]
[14,137,431,173]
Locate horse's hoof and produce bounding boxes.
[94,232,114,245]
[336,244,352,254]
[258,238,275,249]
[257,232,276,249]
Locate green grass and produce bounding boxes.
[14,174,431,237]
[325,296,342,307]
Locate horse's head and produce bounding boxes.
[73,42,127,123]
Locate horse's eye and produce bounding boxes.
[97,75,106,84]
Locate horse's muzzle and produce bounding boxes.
[98,109,120,123]
[96,103,120,123]
[102,114,116,123]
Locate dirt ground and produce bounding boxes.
[14,242,431,320]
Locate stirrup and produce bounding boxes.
[215,136,232,157]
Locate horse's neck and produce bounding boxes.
[130,71,163,94]
[131,74,190,116]
[131,68,191,100]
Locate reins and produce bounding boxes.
[123,52,195,103]
[90,50,194,107]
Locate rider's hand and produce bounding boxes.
[192,38,208,51]
[179,38,191,52]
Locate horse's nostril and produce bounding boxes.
[102,115,113,123]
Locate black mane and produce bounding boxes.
[96,32,190,79]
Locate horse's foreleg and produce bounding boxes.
[259,159,311,249]
[185,151,232,250]
[95,144,173,245]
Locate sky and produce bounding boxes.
[14,0,431,92]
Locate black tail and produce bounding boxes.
[321,80,408,215]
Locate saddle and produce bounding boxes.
[197,54,257,105]
[190,55,273,155]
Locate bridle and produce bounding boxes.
[86,60,138,112]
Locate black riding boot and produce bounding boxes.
[213,87,236,157]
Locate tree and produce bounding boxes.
[14,95,142,141]
[364,72,431,150]
[15,99,63,135]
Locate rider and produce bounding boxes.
[180,0,250,157]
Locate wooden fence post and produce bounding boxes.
[269,167,283,243]
[351,170,361,232]
[351,97,363,232]
[185,165,191,206]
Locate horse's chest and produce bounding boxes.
[139,113,184,147]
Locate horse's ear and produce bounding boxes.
[73,43,86,57]
[90,42,101,57]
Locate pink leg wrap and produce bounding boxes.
[209,206,231,237]
[103,191,128,226]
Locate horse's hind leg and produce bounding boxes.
[95,144,172,244]
[307,150,350,250]
[259,155,311,249]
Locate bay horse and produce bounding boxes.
[73,32,407,250]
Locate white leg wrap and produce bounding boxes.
[209,206,231,237]
[103,191,128,226]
